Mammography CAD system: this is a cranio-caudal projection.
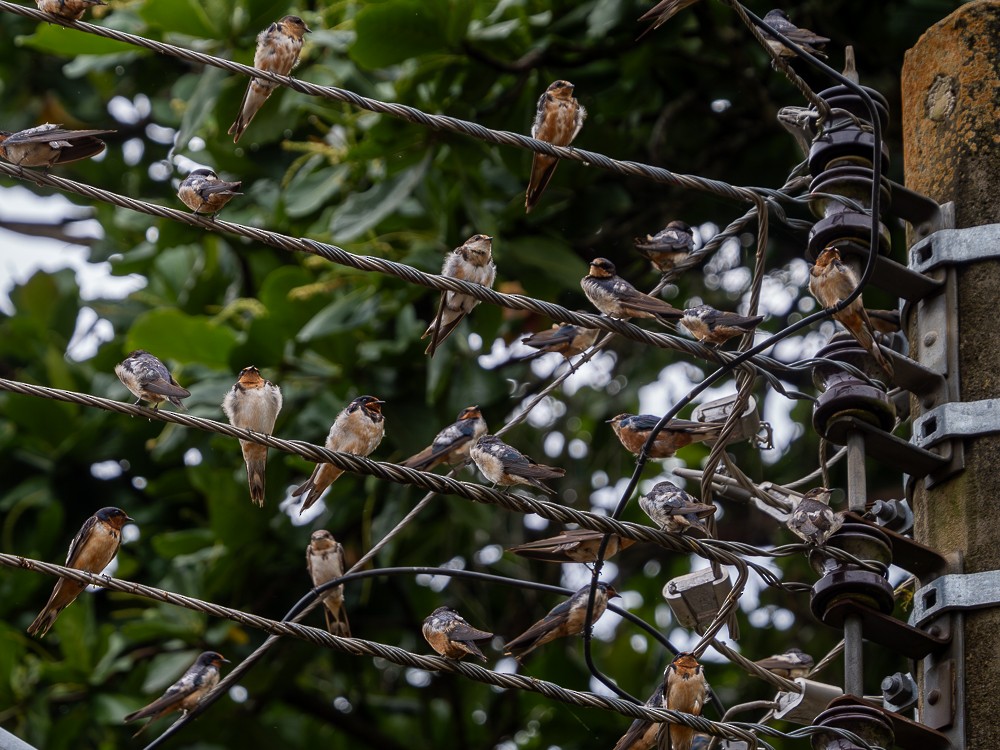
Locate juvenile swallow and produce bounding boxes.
[581,258,684,323]
[754,647,814,678]
[221,366,282,507]
[809,246,894,377]
[525,80,586,213]
[177,168,242,216]
[422,234,496,356]
[664,652,708,750]
[422,606,494,661]
[504,582,618,660]
[520,323,599,360]
[0,123,112,167]
[637,0,702,38]
[291,395,385,513]
[680,305,764,346]
[762,9,830,61]
[469,434,565,496]
[612,683,665,750]
[228,15,311,143]
[608,413,724,458]
[35,0,105,20]
[639,481,716,537]
[508,529,636,564]
[115,350,190,411]
[122,651,229,735]
[633,220,697,276]
[27,507,134,638]
[786,487,843,545]
[400,406,487,472]
[306,530,350,638]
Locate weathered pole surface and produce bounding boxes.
[902,1,1000,746]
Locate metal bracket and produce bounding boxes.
[910,570,1000,627]
[909,223,1000,274]
[912,400,1000,449]
[773,679,844,725]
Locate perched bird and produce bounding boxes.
[633,220,697,276]
[504,582,618,660]
[177,168,242,216]
[422,606,494,661]
[608,413,724,458]
[520,323,599,360]
[27,507,134,638]
[525,80,586,213]
[221,366,282,507]
[639,481,717,537]
[291,395,385,514]
[680,305,764,346]
[422,234,497,356]
[122,651,229,735]
[0,123,112,167]
[809,246,894,377]
[470,434,565,496]
[786,487,844,545]
[762,9,830,61]
[613,654,708,750]
[508,529,635,564]
[755,647,814,679]
[581,258,684,323]
[35,0,105,20]
[663,652,708,750]
[636,0,702,38]
[115,350,190,411]
[400,406,487,472]
[229,15,311,143]
[306,530,350,638]
[867,308,901,337]
[777,105,819,158]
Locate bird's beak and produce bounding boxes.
[125,516,138,525]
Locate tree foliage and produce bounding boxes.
[0,0,961,748]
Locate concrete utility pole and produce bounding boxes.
[903,2,1000,748]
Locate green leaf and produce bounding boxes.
[173,67,227,152]
[350,0,450,69]
[328,157,429,242]
[140,0,218,37]
[296,287,381,341]
[150,529,217,558]
[126,309,239,367]
[283,162,350,218]
[18,26,140,57]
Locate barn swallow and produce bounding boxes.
[422,234,497,356]
[27,507,134,638]
[35,0,105,20]
[608,413,724,458]
[221,366,282,507]
[291,395,385,514]
[664,652,708,750]
[400,406,487,472]
[679,305,764,346]
[582,258,684,324]
[306,530,350,638]
[422,606,493,661]
[754,647,814,678]
[633,220,697,276]
[508,529,636,564]
[786,487,843,545]
[0,124,112,167]
[177,168,242,216]
[122,651,229,735]
[638,481,716,537]
[762,9,829,62]
[504,582,618,660]
[636,0,702,38]
[612,683,664,750]
[469,434,565,495]
[520,323,599,360]
[809,246,894,378]
[525,80,586,213]
[228,15,311,143]
[115,350,190,411]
